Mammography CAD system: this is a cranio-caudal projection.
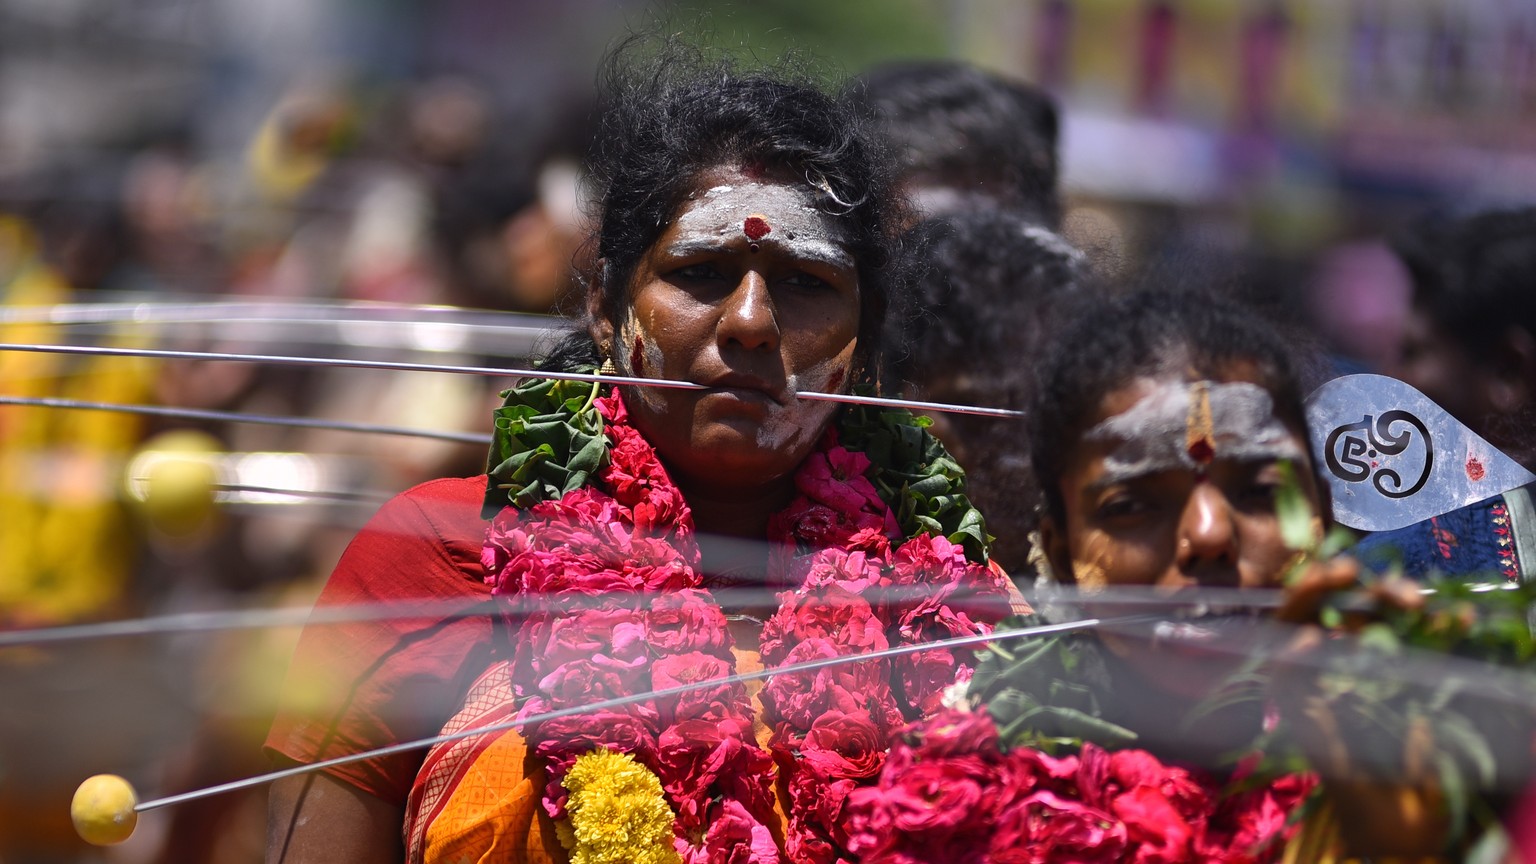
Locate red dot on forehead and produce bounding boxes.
[743,215,772,241]
[1187,438,1215,466]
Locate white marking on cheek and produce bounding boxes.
[790,356,849,397]
[754,399,836,454]
[619,316,667,414]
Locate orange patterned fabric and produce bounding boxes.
[406,635,788,864]
[402,575,1023,863]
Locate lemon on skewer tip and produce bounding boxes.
[71,774,139,845]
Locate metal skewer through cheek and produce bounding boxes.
[130,615,1115,814]
[0,342,1023,418]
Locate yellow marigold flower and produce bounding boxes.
[559,749,682,864]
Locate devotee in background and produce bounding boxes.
[883,207,1083,573]
[1018,286,1530,859]
[849,60,1061,228]
[1352,207,1536,582]
[850,59,1070,574]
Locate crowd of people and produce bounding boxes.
[4,29,1536,864]
[257,40,1536,864]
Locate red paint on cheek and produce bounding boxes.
[1467,456,1486,481]
[630,337,645,375]
[743,216,771,241]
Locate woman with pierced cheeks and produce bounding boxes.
[1028,290,1451,857]
[591,167,865,558]
[266,52,1026,864]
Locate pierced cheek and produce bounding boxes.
[825,367,845,393]
[630,337,646,377]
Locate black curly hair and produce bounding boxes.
[541,40,912,385]
[848,60,1060,228]
[1394,206,1536,362]
[1029,289,1313,528]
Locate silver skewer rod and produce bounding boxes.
[0,342,1024,417]
[0,299,564,329]
[0,342,680,388]
[12,576,1516,650]
[131,615,1112,813]
[208,483,392,504]
[797,390,1022,418]
[0,582,1007,647]
[0,395,492,445]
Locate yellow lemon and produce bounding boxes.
[129,430,222,535]
[71,774,138,845]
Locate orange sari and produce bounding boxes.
[404,642,787,864]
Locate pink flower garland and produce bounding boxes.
[481,389,1014,863]
[844,710,1317,864]
[760,435,1014,864]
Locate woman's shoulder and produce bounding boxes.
[339,475,492,597]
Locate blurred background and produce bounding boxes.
[0,0,1532,860]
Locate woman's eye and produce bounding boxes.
[1235,477,1283,509]
[672,263,725,281]
[781,271,832,292]
[1096,494,1150,520]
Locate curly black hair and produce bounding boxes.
[1029,289,1313,527]
[886,209,1083,568]
[848,60,1060,228]
[886,208,1082,390]
[1394,206,1536,361]
[541,40,912,385]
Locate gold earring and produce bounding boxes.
[599,340,616,376]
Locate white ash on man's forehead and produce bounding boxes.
[1085,381,1305,480]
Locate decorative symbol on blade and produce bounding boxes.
[1322,410,1433,500]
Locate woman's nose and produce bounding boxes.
[1175,484,1238,577]
[717,271,780,352]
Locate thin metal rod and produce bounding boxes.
[798,390,1022,418]
[132,615,1111,813]
[0,342,680,388]
[11,578,1514,650]
[209,483,392,504]
[0,342,1024,418]
[0,583,1002,647]
[0,395,492,444]
[0,299,561,329]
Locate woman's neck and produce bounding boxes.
[675,473,797,614]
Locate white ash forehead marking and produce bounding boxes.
[1086,381,1305,481]
[674,180,852,265]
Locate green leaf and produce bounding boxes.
[1274,460,1316,553]
[483,370,607,517]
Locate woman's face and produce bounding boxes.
[1042,367,1321,689]
[594,165,861,494]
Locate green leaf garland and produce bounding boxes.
[837,399,992,563]
[482,372,608,518]
[482,379,991,564]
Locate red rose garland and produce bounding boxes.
[481,389,1013,863]
[844,710,1316,864]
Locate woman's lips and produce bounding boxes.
[701,374,786,405]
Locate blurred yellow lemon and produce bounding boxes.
[71,773,138,845]
[128,430,222,535]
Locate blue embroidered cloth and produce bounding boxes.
[1352,494,1523,583]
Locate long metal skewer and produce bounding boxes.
[0,342,1024,418]
[129,615,1112,813]
[0,395,492,444]
[0,299,562,328]
[0,583,1010,647]
[14,582,1518,649]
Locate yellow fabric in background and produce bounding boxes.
[0,218,158,623]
